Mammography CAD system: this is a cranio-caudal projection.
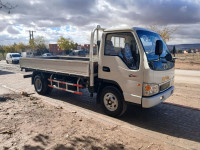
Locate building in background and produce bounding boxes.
[49,44,63,55]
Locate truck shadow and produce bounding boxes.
[123,103,200,143]
[48,89,200,143]
[0,70,15,75]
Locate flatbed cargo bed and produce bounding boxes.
[20,56,91,77]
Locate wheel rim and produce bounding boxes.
[103,93,118,111]
[35,78,42,92]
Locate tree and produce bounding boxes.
[172,45,176,57]
[74,43,78,49]
[29,39,36,50]
[3,45,15,53]
[177,50,183,54]
[147,25,178,43]
[15,43,26,52]
[29,36,48,55]
[57,36,75,51]
[0,45,5,59]
[0,0,17,14]
[188,49,192,53]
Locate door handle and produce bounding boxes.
[102,66,110,72]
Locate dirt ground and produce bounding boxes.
[175,62,200,70]
[0,93,183,150]
[175,53,200,70]
[0,60,200,150]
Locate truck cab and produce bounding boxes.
[91,26,174,116]
[98,27,174,107]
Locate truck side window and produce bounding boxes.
[104,32,140,70]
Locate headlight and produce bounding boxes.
[143,83,159,96]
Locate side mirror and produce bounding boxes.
[165,53,172,61]
[155,40,163,56]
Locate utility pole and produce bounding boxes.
[28,30,36,40]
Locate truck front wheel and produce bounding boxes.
[34,74,51,95]
[100,86,127,117]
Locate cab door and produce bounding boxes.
[98,32,143,104]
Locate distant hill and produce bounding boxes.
[168,44,200,51]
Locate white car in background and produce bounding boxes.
[6,53,21,64]
[42,53,53,57]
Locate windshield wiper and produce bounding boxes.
[149,58,167,63]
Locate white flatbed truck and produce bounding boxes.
[20,25,175,117]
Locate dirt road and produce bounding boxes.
[175,69,200,84]
[0,61,200,150]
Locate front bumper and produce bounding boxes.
[12,60,19,64]
[142,86,174,108]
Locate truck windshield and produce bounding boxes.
[136,30,174,71]
[12,54,21,57]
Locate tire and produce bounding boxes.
[6,60,9,64]
[34,74,51,95]
[100,86,127,117]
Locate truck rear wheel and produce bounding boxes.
[100,86,127,117]
[34,74,52,95]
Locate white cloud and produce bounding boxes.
[0,0,200,45]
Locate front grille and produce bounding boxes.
[160,81,170,92]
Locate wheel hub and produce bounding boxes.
[35,78,42,92]
[104,93,118,111]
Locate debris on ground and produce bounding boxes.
[0,129,15,135]
[20,91,29,97]
[30,96,39,101]
[71,111,77,114]
[55,106,63,109]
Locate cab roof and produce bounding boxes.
[104,27,155,33]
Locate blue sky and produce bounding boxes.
[0,0,200,45]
